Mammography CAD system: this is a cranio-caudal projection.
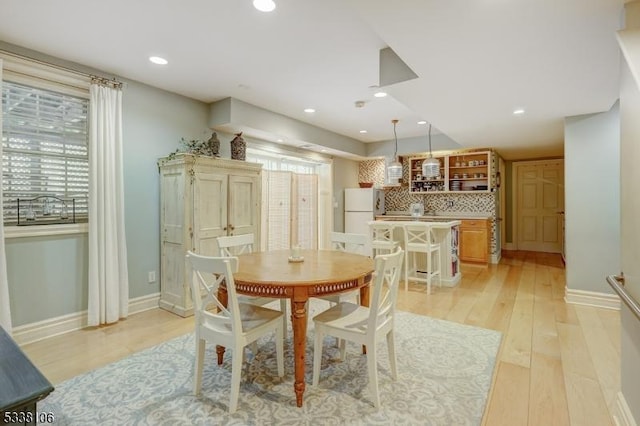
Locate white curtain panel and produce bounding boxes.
[88,83,129,326]
[0,60,12,333]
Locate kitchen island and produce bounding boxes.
[373,218,462,287]
[378,213,493,264]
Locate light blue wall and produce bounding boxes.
[122,81,210,299]
[3,46,210,325]
[564,101,620,294]
[6,235,88,325]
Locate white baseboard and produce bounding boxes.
[564,288,621,310]
[128,292,161,314]
[13,310,87,346]
[440,272,462,287]
[613,391,638,426]
[491,251,502,264]
[13,293,160,346]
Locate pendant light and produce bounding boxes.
[387,119,403,181]
[421,123,440,178]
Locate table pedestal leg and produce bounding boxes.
[291,297,308,407]
[360,280,371,354]
[216,285,228,365]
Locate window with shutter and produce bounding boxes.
[1,80,89,225]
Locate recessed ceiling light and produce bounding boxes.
[417,120,427,125]
[253,0,276,12]
[374,91,387,98]
[321,149,328,153]
[359,130,368,134]
[149,56,168,65]
[513,108,525,115]
[276,138,283,142]
[304,108,316,113]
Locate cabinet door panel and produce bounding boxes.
[160,241,189,307]
[194,173,227,255]
[228,175,259,237]
[161,171,185,244]
[460,223,489,263]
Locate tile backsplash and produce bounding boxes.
[358,160,386,187]
[384,187,495,214]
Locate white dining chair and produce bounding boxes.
[330,231,368,255]
[317,231,369,306]
[312,247,404,410]
[186,251,284,413]
[402,222,441,294]
[216,234,288,332]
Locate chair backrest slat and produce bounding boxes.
[368,222,398,250]
[330,231,368,255]
[403,222,437,248]
[217,234,255,257]
[368,248,404,331]
[186,251,242,333]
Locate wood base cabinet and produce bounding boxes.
[158,154,262,317]
[459,219,491,263]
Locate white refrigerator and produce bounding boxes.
[344,188,385,255]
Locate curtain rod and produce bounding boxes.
[1,49,124,87]
[90,76,123,89]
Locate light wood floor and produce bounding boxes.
[21,251,619,425]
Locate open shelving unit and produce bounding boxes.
[447,151,490,193]
[408,157,446,192]
[409,150,493,193]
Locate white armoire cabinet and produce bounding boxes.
[158,154,262,317]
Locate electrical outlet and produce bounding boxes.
[148,270,156,283]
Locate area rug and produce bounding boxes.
[39,307,502,426]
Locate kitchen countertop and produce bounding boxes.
[378,212,492,221]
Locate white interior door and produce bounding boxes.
[515,160,564,252]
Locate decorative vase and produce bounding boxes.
[230,132,246,161]
[207,132,220,157]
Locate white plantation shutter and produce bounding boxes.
[294,173,317,249]
[265,170,292,250]
[250,150,322,251]
[1,80,89,224]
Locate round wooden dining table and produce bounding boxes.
[216,249,374,408]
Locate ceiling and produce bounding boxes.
[0,0,625,160]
